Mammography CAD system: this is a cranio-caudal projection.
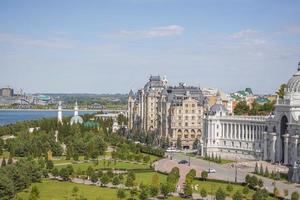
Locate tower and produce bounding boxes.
[74,101,79,117]
[57,101,63,124]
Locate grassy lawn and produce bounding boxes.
[135,172,167,185]
[54,159,150,171]
[18,179,126,200]
[192,180,274,200]
[17,179,183,200]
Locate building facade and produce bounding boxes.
[202,96,267,160]
[202,62,300,183]
[128,77,206,149]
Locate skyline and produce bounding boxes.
[0,0,299,94]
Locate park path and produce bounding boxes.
[154,158,205,193]
[155,154,300,198]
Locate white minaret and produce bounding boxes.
[58,101,63,124]
[74,101,79,117]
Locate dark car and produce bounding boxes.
[178,160,188,164]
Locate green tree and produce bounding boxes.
[52,168,59,177]
[201,171,208,180]
[100,173,110,186]
[264,167,269,177]
[72,186,79,197]
[259,163,264,175]
[234,101,250,115]
[130,187,138,199]
[291,192,299,200]
[59,168,70,181]
[200,188,207,199]
[176,137,182,150]
[1,157,6,167]
[149,185,159,197]
[160,183,172,198]
[46,160,53,170]
[276,84,287,99]
[183,183,193,197]
[91,172,98,184]
[254,162,259,174]
[117,189,126,200]
[252,189,267,200]
[125,176,134,187]
[232,190,243,200]
[258,179,264,188]
[112,176,120,185]
[215,187,226,200]
[193,138,199,149]
[139,188,148,200]
[226,183,233,192]
[242,186,249,195]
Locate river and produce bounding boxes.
[0,110,97,126]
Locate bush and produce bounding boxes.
[232,190,243,200]
[291,192,299,200]
[215,187,226,200]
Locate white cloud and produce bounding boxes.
[229,29,266,47]
[231,29,260,39]
[108,25,184,38]
[0,33,75,49]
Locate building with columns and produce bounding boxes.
[202,96,267,160]
[202,62,300,183]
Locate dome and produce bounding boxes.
[209,103,228,117]
[287,62,300,93]
[70,115,83,125]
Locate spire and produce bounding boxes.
[298,62,300,71]
[57,101,63,124]
[74,101,78,117]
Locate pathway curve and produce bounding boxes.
[154,153,300,198]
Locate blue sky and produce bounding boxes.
[0,0,299,94]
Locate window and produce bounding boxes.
[192,104,195,107]
[185,110,188,113]
[178,116,182,120]
[179,123,182,126]
[185,104,188,107]
[191,135,195,138]
[192,116,195,120]
[179,110,181,114]
[192,110,195,114]
[185,122,188,126]
[184,134,188,139]
[185,116,188,120]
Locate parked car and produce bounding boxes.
[178,160,189,164]
[206,168,216,173]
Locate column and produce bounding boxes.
[242,124,244,140]
[270,133,277,163]
[292,135,299,164]
[263,132,268,160]
[283,134,289,165]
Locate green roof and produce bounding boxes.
[83,121,100,128]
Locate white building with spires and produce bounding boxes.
[57,101,83,125]
[202,62,300,183]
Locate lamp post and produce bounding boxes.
[235,153,238,183]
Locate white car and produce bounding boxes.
[206,168,216,173]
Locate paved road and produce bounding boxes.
[154,153,300,198]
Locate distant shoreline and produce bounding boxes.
[0,108,126,112]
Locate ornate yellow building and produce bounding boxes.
[128,76,206,149]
